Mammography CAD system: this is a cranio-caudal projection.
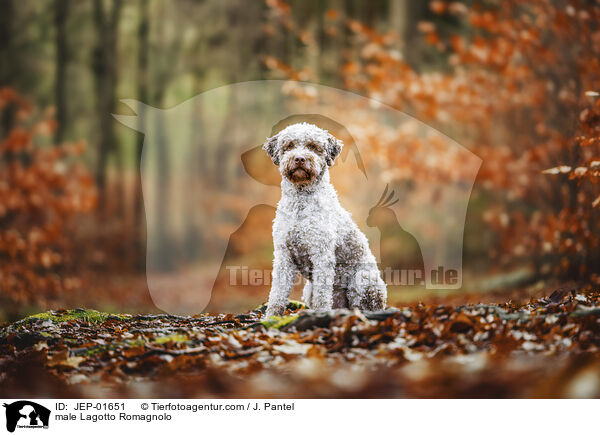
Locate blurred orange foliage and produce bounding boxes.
[0,88,97,309]
[265,0,600,283]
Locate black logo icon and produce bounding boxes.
[3,401,50,433]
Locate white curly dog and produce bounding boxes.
[263,122,387,317]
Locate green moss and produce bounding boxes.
[23,309,130,324]
[153,333,190,344]
[286,300,306,311]
[253,300,306,313]
[79,346,107,356]
[73,339,146,357]
[261,314,299,329]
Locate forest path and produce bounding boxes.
[1,289,600,398]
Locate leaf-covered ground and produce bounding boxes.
[1,288,600,398]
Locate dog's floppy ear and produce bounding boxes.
[262,134,280,165]
[326,134,343,166]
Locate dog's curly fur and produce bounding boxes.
[263,122,387,317]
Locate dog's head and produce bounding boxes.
[263,122,343,186]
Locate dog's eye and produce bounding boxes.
[283,142,295,152]
[306,142,322,154]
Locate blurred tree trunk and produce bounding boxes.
[92,0,122,213]
[214,1,241,188]
[153,113,173,270]
[390,0,427,68]
[343,0,359,66]
[0,0,15,89]
[133,0,149,269]
[360,0,377,28]
[183,23,209,259]
[322,0,344,85]
[147,2,184,268]
[54,0,69,144]
[0,0,16,137]
[297,1,320,80]
[215,0,262,187]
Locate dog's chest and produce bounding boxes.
[283,217,330,252]
[276,198,336,274]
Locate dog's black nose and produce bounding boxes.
[294,156,305,164]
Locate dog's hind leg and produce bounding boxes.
[361,281,387,311]
[348,269,387,311]
[332,286,349,309]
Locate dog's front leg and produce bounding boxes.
[309,253,336,311]
[265,250,296,317]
